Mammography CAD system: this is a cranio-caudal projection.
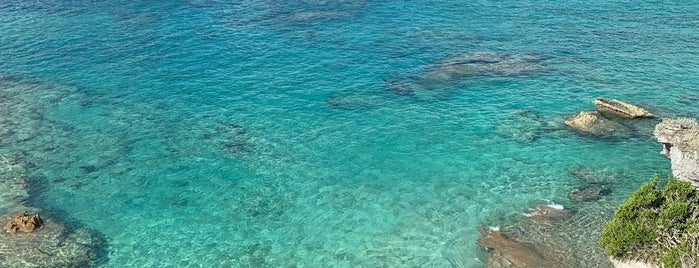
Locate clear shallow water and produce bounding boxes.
[1,1,698,267]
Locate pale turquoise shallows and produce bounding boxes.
[1,1,698,267]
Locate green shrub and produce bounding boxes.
[600,177,699,266]
[662,248,681,268]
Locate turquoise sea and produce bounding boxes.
[1,1,698,267]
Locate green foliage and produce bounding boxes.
[662,248,681,268]
[600,177,699,266]
[662,178,695,202]
[600,218,655,257]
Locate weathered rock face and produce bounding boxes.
[564,111,631,139]
[594,97,654,119]
[3,211,43,233]
[654,118,699,188]
[564,97,655,140]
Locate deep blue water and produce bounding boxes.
[1,1,698,267]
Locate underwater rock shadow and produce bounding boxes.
[384,51,553,101]
[493,110,568,144]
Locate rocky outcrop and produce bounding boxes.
[3,211,43,233]
[654,118,699,188]
[564,111,631,139]
[564,97,655,139]
[594,97,654,119]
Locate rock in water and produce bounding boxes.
[569,184,611,203]
[564,111,631,139]
[477,226,558,268]
[0,153,105,267]
[594,97,654,118]
[3,211,43,233]
[654,118,699,188]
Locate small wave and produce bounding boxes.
[546,203,564,210]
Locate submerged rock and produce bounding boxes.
[477,225,558,268]
[0,215,104,268]
[3,211,43,233]
[215,123,253,154]
[594,97,654,119]
[569,184,611,203]
[0,153,105,267]
[654,118,699,188]
[419,51,549,83]
[494,110,543,143]
[326,93,385,109]
[567,166,626,185]
[385,51,550,100]
[564,111,631,139]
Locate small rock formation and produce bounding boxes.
[0,153,105,267]
[477,225,558,268]
[564,111,630,139]
[654,118,699,188]
[594,97,654,119]
[3,211,43,233]
[564,97,654,139]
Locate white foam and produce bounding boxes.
[546,203,564,210]
[488,226,500,232]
